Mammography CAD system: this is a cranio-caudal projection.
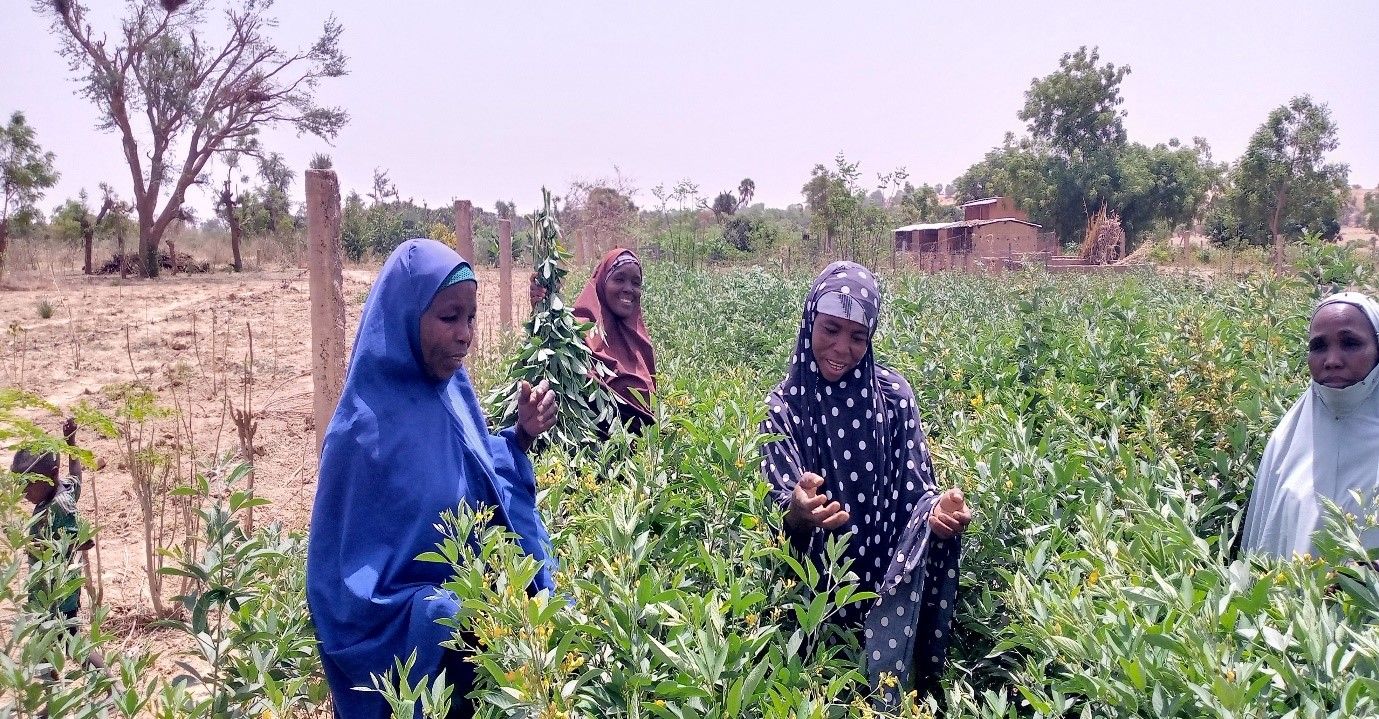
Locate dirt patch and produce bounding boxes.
[1,264,526,661]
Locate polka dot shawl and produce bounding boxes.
[760,261,960,701]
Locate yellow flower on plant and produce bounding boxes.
[1087,569,1100,586]
[970,394,984,410]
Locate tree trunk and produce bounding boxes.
[141,229,160,278]
[139,205,160,278]
[1271,188,1287,275]
[228,213,244,272]
[220,180,244,272]
[0,220,8,283]
[83,228,95,275]
[118,229,128,279]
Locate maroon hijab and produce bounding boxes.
[573,248,657,423]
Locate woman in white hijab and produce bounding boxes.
[1243,291,1379,557]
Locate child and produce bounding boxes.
[13,418,93,626]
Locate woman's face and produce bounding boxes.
[603,262,643,320]
[1308,303,1379,388]
[419,280,477,381]
[811,313,869,383]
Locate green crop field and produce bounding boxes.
[5,264,1379,719]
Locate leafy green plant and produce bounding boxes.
[362,650,454,719]
[486,188,619,450]
[35,300,54,319]
[429,402,885,717]
[0,392,154,719]
[1293,229,1376,294]
[158,462,328,719]
[12,261,1373,719]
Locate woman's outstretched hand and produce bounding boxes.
[785,472,851,530]
[929,487,973,539]
[517,379,557,446]
[529,273,548,309]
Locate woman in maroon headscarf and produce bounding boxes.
[530,248,657,432]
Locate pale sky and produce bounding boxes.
[3,0,1376,219]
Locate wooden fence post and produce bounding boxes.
[307,169,346,453]
[499,218,513,331]
[575,228,588,266]
[454,200,474,261]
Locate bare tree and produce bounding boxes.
[564,168,640,255]
[368,167,397,206]
[33,0,349,277]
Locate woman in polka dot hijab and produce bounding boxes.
[761,261,971,704]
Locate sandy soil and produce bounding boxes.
[1,263,526,656]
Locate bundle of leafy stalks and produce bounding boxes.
[486,188,619,451]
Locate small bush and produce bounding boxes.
[36,299,54,319]
[1146,242,1175,264]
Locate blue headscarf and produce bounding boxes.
[307,238,555,719]
[761,261,959,705]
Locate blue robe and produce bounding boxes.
[307,238,555,719]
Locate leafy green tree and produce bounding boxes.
[709,191,738,218]
[956,48,1218,249]
[33,0,348,277]
[893,182,959,225]
[801,154,860,253]
[1207,96,1347,264]
[1020,46,1130,156]
[954,134,1059,225]
[340,191,369,261]
[800,153,898,265]
[51,185,124,274]
[1019,46,1132,242]
[737,178,755,208]
[0,111,59,280]
[1364,191,1379,235]
[255,153,294,236]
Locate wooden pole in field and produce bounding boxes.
[306,169,346,453]
[499,218,513,331]
[454,200,475,261]
[574,228,588,265]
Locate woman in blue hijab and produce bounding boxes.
[307,239,558,719]
[761,261,972,706]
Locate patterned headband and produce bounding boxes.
[816,290,876,329]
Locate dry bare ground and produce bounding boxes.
[1,262,526,665]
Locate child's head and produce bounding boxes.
[12,450,60,505]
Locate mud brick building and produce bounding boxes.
[894,197,1056,262]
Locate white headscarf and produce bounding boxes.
[1242,292,1379,558]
